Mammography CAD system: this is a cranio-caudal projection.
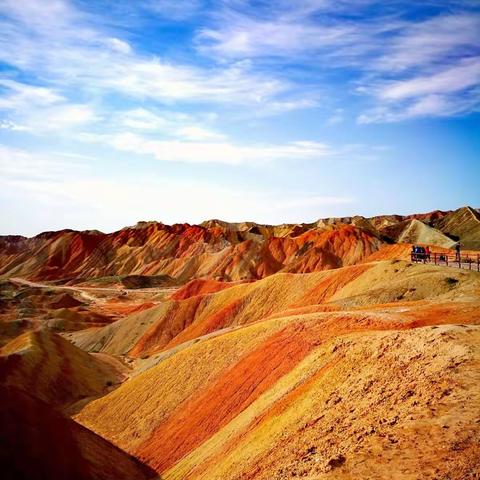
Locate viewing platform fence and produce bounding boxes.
[411,251,480,272]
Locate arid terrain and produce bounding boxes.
[1,206,479,479]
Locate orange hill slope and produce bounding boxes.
[0,330,126,410]
[0,280,114,347]
[171,278,252,301]
[0,223,380,282]
[1,206,477,284]
[75,302,480,479]
[0,386,157,480]
[68,260,480,359]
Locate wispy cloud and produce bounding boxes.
[0,144,86,180]
[2,0,476,131]
[143,0,203,21]
[357,55,480,122]
[0,79,64,110]
[358,91,480,124]
[376,58,480,101]
[80,131,360,165]
[0,144,355,234]
[196,2,480,122]
[197,14,356,59]
[0,79,97,132]
[0,1,291,108]
[325,109,344,126]
[373,13,480,72]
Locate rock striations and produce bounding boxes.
[1,206,478,284]
[0,205,479,480]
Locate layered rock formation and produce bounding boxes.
[1,206,477,284]
[1,206,479,480]
[0,386,157,480]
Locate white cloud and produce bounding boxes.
[105,37,132,54]
[144,0,203,20]
[357,91,480,123]
[0,1,293,109]
[0,79,64,110]
[0,120,28,131]
[374,14,480,72]
[86,132,337,165]
[39,104,97,130]
[115,108,225,140]
[1,102,97,133]
[197,14,357,59]
[325,108,344,125]
[0,0,478,136]
[357,56,480,123]
[377,57,480,101]
[197,3,480,122]
[0,144,355,235]
[0,0,79,32]
[0,144,86,180]
[98,59,286,104]
[176,126,226,141]
[0,78,97,133]
[119,108,169,130]
[357,14,480,121]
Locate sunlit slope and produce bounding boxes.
[0,330,126,410]
[166,325,480,480]
[75,307,480,479]
[0,223,380,282]
[0,386,157,480]
[380,219,456,248]
[170,278,251,301]
[69,260,480,358]
[1,206,477,283]
[433,206,480,249]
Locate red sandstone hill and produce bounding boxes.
[0,330,126,411]
[68,260,480,359]
[0,223,381,282]
[0,206,480,480]
[0,385,157,480]
[0,206,477,285]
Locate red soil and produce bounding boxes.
[293,263,373,307]
[135,322,317,472]
[0,222,381,283]
[128,295,205,357]
[171,278,251,301]
[0,385,156,480]
[135,301,480,474]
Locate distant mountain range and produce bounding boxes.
[1,206,479,283]
[1,206,480,480]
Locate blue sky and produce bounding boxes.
[0,0,479,235]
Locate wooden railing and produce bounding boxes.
[411,252,480,271]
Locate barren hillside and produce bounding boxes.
[0,207,479,479]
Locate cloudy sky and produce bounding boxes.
[0,0,479,235]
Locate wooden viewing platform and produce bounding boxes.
[411,251,480,272]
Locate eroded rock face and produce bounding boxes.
[0,207,479,480]
[1,206,475,284]
[75,318,480,480]
[70,260,480,479]
[0,385,157,480]
[433,206,480,250]
[0,330,125,411]
[68,260,480,359]
[0,222,382,282]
